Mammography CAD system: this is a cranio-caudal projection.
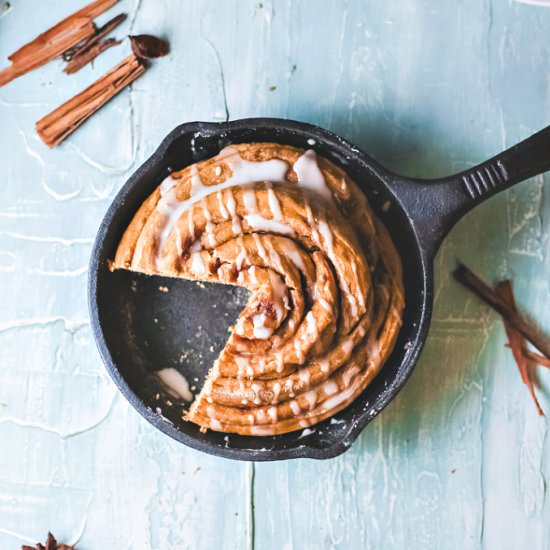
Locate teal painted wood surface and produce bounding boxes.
[1,1,550,548]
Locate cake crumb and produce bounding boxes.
[159,285,169,292]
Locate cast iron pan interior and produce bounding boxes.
[89,118,430,461]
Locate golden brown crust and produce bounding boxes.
[112,142,404,435]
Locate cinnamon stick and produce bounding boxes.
[496,280,544,416]
[35,54,145,148]
[64,38,121,75]
[453,264,550,360]
[63,12,127,74]
[0,0,117,86]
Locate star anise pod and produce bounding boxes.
[21,531,74,550]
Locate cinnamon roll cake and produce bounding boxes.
[112,142,404,435]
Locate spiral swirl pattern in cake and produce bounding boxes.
[112,142,404,435]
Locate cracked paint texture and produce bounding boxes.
[1,1,549,549]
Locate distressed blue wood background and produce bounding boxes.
[1,1,549,548]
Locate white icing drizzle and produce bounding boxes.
[242,187,258,213]
[249,425,277,436]
[367,338,381,366]
[132,238,144,267]
[321,379,360,411]
[160,174,177,193]
[251,382,263,404]
[275,351,285,373]
[266,183,284,221]
[190,252,206,275]
[319,359,330,373]
[305,311,317,336]
[302,390,317,408]
[318,216,358,319]
[175,226,183,258]
[243,214,294,235]
[289,400,301,415]
[235,251,248,270]
[252,312,274,339]
[258,358,266,374]
[217,190,229,218]
[280,241,306,272]
[268,270,289,316]
[267,406,278,422]
[323,379,339,396]
[234,354,248,377]
[293,150,333,203]
[202,203,216,247]
[225,188,242,235]
[272,382,282,402]
[304,201,320,244]
[268,245,283,272]
[190,240,202,253]
[342,366,361,387]
[156,368,193,401]
[253,233,269,264]
[299,368,311,384]
[294,336,305,363]
[341,337,354,356]
[155,150,288,262]
[351,261,365,307]
[210,419,222,430]
[187,206,195,236]
[317,218,335,258]
[249,265,259,285]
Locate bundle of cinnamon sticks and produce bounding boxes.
[0,0,168,148]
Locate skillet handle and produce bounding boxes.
[388,124,550,257]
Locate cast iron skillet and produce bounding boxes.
[89,118,550,461]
